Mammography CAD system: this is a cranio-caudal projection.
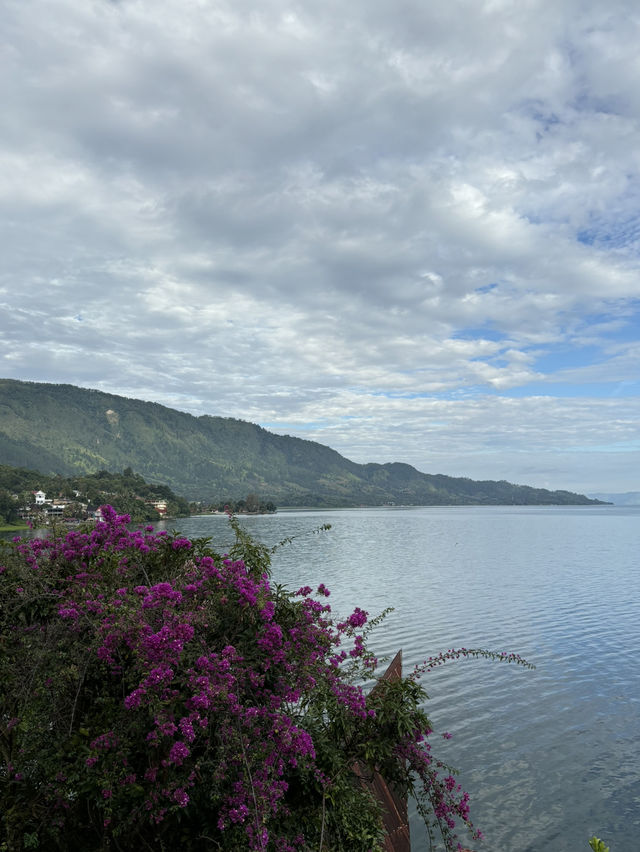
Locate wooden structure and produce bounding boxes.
[357,650,475,852]
[355,649,411,852]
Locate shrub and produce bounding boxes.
[1,508,532,851]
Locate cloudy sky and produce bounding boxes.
[2,0,640,494]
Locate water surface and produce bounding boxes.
[168,506,640,852]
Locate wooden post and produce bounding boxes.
[354,650,476,852]
[354,650,411,852]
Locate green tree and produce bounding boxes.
[62,501,86,520]
[0,490,19,524]
[245,492,260,513]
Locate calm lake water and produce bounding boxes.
[162,505,640,852]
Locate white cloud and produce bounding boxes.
[1,0,639,492]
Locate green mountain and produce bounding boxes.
[0,379,605,506]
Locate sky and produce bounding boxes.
[2,0,640,495]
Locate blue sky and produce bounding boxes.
[1,0,639,493]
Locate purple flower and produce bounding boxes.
[169,741,190,766]
[347,607,368,628]
[260,601,276,621]
[2,502,495,849]
[124,687,147,710]
[179,717,196,743]
[58,606,80,620]
[257,623,283,653]
[173,788,189,807]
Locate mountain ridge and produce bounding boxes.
[0,379,606,507]
[588,492,640,506]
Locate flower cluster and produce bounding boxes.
[0,508,531,851]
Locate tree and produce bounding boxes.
[1,509,532,851]
[0,490,19,524]
[245,492,260,513]
[62,501,87,520]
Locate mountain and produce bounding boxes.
[0,379,606,507]
[588,492,640,506]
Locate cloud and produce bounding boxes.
[1,0,639,492]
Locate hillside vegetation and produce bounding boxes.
[0,465,190,525]
[0,379,605,507]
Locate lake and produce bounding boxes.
[162,505,640,852]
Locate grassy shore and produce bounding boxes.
[0,522,28,533]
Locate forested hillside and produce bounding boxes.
[0,379,605,506]
[0,464,190,525]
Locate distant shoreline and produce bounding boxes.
[276,501,613,510]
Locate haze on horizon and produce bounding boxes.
[1,0,639,495]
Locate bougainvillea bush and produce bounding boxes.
[0,508,531,851]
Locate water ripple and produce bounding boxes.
[172,506,640,852]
